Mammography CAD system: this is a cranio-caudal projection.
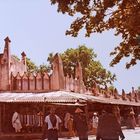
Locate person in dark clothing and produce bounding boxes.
[74,108,88,140]
[96,107,125,140]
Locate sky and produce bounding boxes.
[0,0,139,93]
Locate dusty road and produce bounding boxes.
[58,127,140,140]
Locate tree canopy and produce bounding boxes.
[47,45,116,88]
[50,0,140,68]
[137,86,140,93]
[26,58,38,72]
[26,58,49,73]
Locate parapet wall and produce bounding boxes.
[10,72,86,93]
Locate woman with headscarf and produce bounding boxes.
[64,112,71,130]
[64,112,75,137]
[127,110,136,129]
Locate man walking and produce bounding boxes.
[42,107,62,140]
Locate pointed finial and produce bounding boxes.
[21,51,26,57]
[4,36,11,43]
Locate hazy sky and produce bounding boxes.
[0,0,139,93]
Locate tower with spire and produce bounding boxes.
[0,37,11,91]
[0,37,27,91]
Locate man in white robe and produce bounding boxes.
[12,111,22,133]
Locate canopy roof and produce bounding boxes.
[0,91,85,103]
[0,91,140,106]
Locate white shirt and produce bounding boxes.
[92,116,98,128]
[12,112,22,131]
[45,114,62,130]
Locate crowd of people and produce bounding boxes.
[11,106,140,140]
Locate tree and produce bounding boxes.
[38,64,48,73]
[12,55,20,61]
[47,52,54,72]
[47,45,116,88]
[26,58,49,73]
[137,86,140,93]
[26,58,38,72]
[50,0,140,68]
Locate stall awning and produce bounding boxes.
[0,91,140,106]
[0,91,85,103]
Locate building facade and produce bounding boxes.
[0,37,85,93]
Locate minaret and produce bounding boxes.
[0,37,11,91]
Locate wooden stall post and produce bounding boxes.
[42,98,47,139]
[3,104,6,133]
[84,103,89,128]
[0,104,2,133]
